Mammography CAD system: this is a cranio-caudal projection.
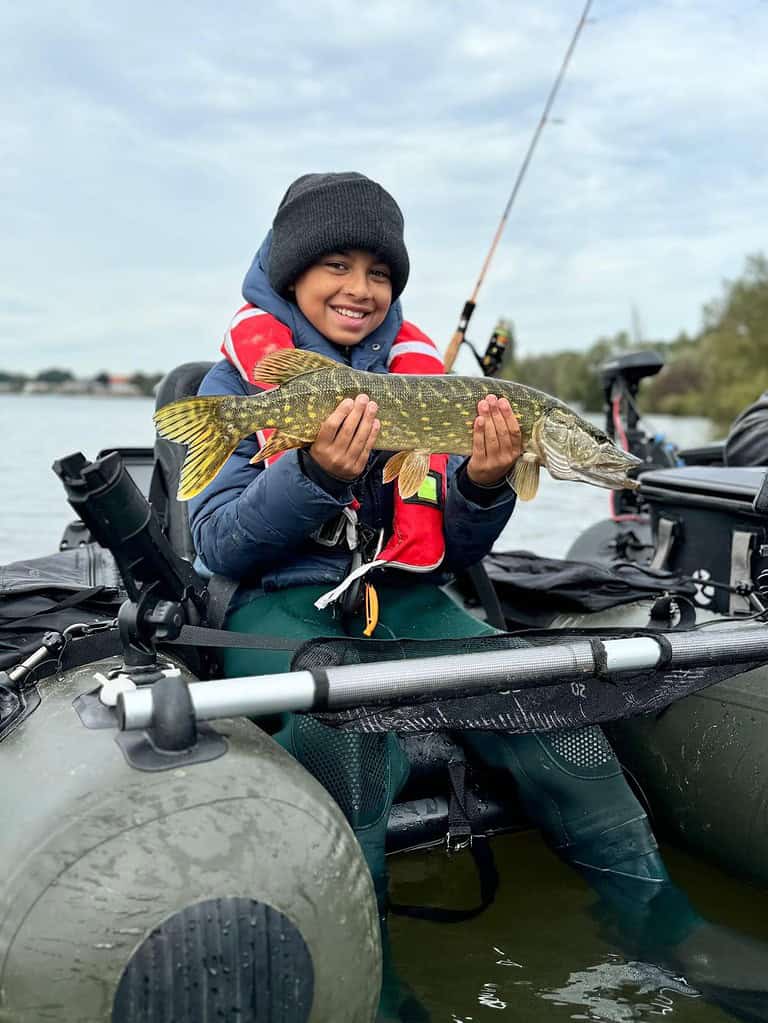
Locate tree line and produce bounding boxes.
[0,369,163,397]
[500,253,768,433]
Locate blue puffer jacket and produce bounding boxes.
[189,234,517,593]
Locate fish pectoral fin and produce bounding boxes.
[397,451,432,500]
[382,451,411,484]
[512,452,541,501]
[154,396,241,501]
[253,349,338,386]
[383,450,432,498]
[250,431,305,463]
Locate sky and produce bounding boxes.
[2,0,767,378]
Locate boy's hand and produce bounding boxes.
[310,395,380,480]
[467,395,522,486]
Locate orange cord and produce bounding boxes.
[363,581,380,637]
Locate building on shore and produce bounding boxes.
[21,376,142,397]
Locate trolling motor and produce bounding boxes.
[601,352,678,517]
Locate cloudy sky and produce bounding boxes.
[2,0,766,377]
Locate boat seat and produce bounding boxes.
[151,361,214,564]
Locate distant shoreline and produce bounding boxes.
[0,390,154,399]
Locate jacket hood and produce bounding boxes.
[241,232,403,369]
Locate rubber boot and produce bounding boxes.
[463,727,699,938]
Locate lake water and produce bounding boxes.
[4,395,767,1022]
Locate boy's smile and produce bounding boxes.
[293,249,393,346]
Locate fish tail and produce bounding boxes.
[154,396,244,500]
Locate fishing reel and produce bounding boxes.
[464,320,515,378]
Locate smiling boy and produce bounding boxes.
[189,172,689,1021]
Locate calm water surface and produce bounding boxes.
[4,395,766,1022]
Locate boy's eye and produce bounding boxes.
[324,260,348,272]
[370,267,391,281]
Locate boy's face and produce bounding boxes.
[293,249,392,346]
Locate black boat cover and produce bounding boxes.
[465,549,697,627]
[0,545,123,667]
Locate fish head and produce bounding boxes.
[535,409,642,491]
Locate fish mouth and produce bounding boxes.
[548,445,642,491]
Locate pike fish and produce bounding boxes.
[154,349,641,502]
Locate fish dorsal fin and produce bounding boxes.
[253,349,338,385]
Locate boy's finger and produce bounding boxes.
[497,399,519,430]
[353,419,381,471]
[471,415,487,462]
[334,394,370,447]
[317,398,354,442]
[490,398,512,444]
[346,401,379,461]
[483,395,501,451]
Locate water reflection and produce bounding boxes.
[542,956,699,1021]
[389,831,768,1022]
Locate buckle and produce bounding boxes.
[446,829,473,854]
[311,514,348,548]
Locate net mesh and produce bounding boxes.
[547,726,616,768]
[291,630,765,735]
[293,716,391,829]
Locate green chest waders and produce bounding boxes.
[222,583,683,922]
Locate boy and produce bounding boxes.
[190,173,729,1020]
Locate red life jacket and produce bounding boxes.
[221,305,449,605]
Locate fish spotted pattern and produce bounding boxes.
[154,350,641,501]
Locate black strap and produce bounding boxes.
[205,574,241,630]
[167,623,299,652]
[589,638,609,678]
[390,760,499,923]
[653,634,674,669]
[648,594,697,632]
[309,668,331,709]
[465,563,507,631]
[446,759,473,849]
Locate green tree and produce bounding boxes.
[696,254,768,430]
[498,253,768,427]
[36,368,74,384]
[129,372,164,396]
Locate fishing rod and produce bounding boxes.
[443,0,594,373]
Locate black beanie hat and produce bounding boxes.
[268,171,410,301]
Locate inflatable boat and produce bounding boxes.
[2,356,768,1023]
